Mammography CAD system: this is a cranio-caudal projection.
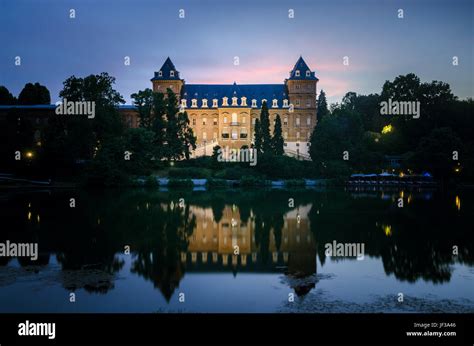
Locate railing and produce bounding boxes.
[284,148,312,161]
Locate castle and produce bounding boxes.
[148,57,319,158]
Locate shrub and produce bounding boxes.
[168,167,211,179]
[240,175,267,187]
[206,178,229,188]
[285,179,306,187]
[167,178,194,188]
[144,175,159,188]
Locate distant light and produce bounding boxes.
[455,196,461,211]
[25,151,33,158]
[399,172,405,178]
[382,124,393,134]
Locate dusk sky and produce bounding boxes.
[1,0,472,105]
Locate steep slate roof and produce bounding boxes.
[183,83,287,108]
[151,57,181,81]
[288,56,318,80]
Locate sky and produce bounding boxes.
[0,0,473,105]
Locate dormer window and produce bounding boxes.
[158,71,163,77]
[181,99,187,108]
[241,97,247,106]
[232,97,238,106]
[170,70,175,77]
[283,99,289,107]
[295,70,300,77]
[212,99,218,107]
[191,99,197,108]
[306,70,310,77]
[251,99,257,108]
[202,99,208,108]
[272,99,278,108]
[222,97,229,106]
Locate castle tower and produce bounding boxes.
[285,56,318,111]
[151,57,184,97]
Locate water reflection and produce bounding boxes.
[0,188,473,306]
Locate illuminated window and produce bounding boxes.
[212,99,218,107]
[241,97,247,106]
[222,97,229,106]
[202,99,208,108]
[232,97,238,106]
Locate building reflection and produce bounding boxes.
[180,204,316,293]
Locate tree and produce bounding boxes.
[163,89,196,160]
[259,101,272,154]
[18,82,50,105]
[0,86,16,105]
[271,115,284,155]
[317,90,329,122]
[123,128,156,175]
[254,118,262,153]
[411,127,462,184]
[44,73,125,172]
[131,88,167,159]
[131,88,155,129]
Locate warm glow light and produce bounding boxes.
[27,211,31,220]
[454,167,460,173]
[381,124,393,134]
[399,172,405,178]
[455,196,461,211]
[25,151,33,158]
[383,225,392,237]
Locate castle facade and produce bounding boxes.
[150,57,319,158]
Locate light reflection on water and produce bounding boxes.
[0,188,472,312]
